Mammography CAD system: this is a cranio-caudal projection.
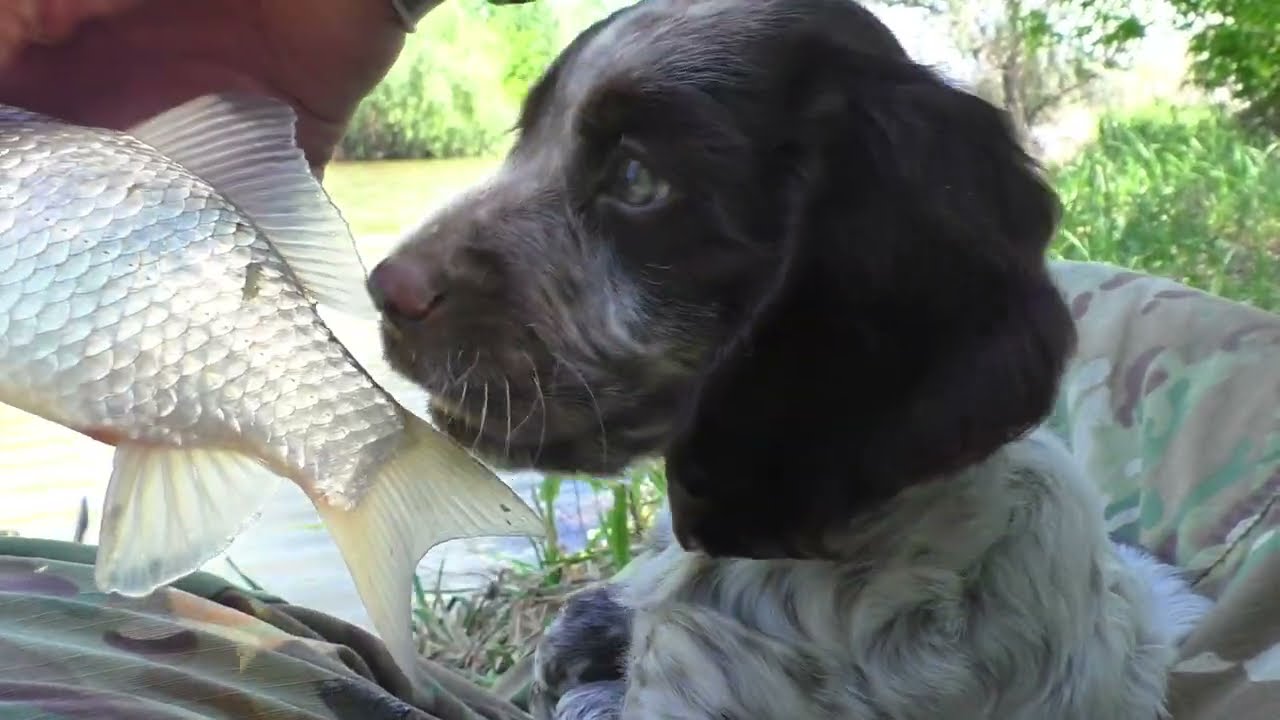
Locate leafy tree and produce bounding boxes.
[876,0,1148,141]
[338,0,625,159]
[1165,0,1280,130]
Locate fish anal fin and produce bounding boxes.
[94,442,284,597]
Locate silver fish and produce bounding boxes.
[0,92,543,675]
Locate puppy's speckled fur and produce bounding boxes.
[535,430,1212,718]
[371,0,1214,717]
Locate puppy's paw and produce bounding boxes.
[554,680,626,720]
[532,584,633,716]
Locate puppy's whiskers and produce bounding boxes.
[472,382,490,452]
[455,350,481,387]
[534,358,560,465]
[532,359,549,465]
[557,353,608,466]
[503,377,513,458]
[511,352,543,436]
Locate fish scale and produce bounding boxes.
[0,93,542,678]
[1,126,400,488]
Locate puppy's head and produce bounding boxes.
[369,0,1075,558]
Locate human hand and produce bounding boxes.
[0,0,414,174]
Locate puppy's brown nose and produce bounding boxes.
[367,258,443,321]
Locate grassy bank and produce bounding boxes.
[412,462,667,685]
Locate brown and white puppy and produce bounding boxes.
[368,0,1212,717]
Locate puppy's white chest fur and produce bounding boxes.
[609,428,1212,719]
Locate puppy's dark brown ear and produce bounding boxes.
[663,26,1076,559]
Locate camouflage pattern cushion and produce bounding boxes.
[0,538,531,720]
[1047,260,1279,595]
[1047,260,1280,719]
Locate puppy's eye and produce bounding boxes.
[609,157,670,208]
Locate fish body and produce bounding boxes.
[0,94,542,675]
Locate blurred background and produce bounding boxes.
[0,0,1275,684]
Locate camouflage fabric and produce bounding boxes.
[0,260,1272,718]
[0,537,531,720]
[1046,259,1280,719]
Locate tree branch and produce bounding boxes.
[1025,68,1100,123]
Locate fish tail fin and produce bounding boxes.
[315,414,543,676]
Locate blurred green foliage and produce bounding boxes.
[1166,0,1280,131]
[1052,103,1280,311]
[339,0,625,159]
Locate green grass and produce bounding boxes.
[1051,104,1280,311]
[410,461,668,689]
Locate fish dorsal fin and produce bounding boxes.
[126,93,379,319]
